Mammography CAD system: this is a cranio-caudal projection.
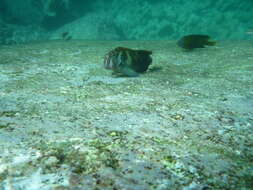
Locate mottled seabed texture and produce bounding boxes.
[0,40,252,190]
[0,0,253,190]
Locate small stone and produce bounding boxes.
[172,114,184,120]
[218,130,225,135]
[109,131,117,137]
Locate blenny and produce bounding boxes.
[104,47,152,77]
[177,34,216,50]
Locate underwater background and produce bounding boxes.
[0,0,253,190]
[0,0,253,44]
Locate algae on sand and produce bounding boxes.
[0,40,252,190]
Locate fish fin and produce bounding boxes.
[119,66,139,77]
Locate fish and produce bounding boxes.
[177,34,216,50]
[61,32,72,41]
[62,32,69,38]
[104,47,152,77]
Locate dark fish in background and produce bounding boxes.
[65,36,72,41]
[177,34,216,50]
[104,47,152,77]
[61,32,72,41]
[62,32,69,38]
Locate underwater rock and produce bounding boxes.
[177,34,216,50]
[104,47,152,77]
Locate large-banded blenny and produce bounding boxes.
[104,47,152,77]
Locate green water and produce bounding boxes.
[0,0,253,44]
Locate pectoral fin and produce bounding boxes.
[119,66,139,77]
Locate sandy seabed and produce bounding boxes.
[0,40,252,190]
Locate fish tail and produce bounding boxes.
[207,41,216,46]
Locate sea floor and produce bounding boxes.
[0,40,252,190]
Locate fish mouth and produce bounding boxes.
[104,49,124,70]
